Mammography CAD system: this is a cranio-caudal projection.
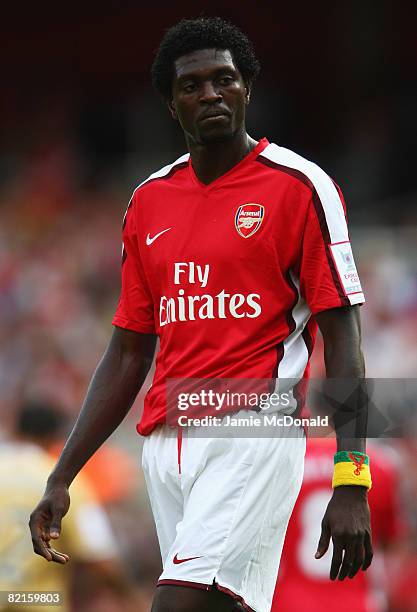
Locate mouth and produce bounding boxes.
[198,111,230,123]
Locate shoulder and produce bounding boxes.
[121,152,189,227]
[131,152,190,201]
[258,142,343,204]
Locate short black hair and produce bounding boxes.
[151,17,261,101]
[16,401,68,440]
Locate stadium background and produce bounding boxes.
[1,2,416,610]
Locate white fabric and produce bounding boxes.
[142,416,305,612]
[259,144,347,243]
[278,271,310,381]
[259,144,365,306]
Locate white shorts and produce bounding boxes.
[142,412,306,612]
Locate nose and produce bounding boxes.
[199,81,222,103]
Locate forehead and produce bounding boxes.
[173,48,237,79]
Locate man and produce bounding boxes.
[30,17,372,612]
[272,438,405,612]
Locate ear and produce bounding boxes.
[168,99,178,120]
[245,84,251,105]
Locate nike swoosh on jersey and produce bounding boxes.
[173,553,202,564]
[146,227,172,245]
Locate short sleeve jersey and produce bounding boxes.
[112,138,365,435]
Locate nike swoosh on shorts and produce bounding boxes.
[173,553,202,564]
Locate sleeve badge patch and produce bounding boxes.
[329,241,363,296]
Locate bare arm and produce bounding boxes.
[314,305,373,580]
[316,305,367,452]
[29,326,156,563]
[48,326,156,487]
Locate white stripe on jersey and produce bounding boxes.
[278,271,310,381]
[259,143,365,307]
[259,143,347,243]
[268,272,311,404]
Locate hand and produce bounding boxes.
[315,485,373,580]
[29,483,71,564]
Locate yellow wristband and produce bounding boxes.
[332,451,372,490]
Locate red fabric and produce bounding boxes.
[157,579,210,590]
[177,426,182,475]
[272,438,405,612]
[113,138,359,435]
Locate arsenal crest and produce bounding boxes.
[235,203,265,238]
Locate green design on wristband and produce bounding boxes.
[334,451,369,466]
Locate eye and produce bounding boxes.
[219,76,235,86]
[182,82,197,93]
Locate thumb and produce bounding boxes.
[49,511,63,539]
[315,522,330,559]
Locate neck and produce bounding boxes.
[187,129,258,185]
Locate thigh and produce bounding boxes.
[152,584,243,612]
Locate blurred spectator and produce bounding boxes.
[0,401,140,612]
[272,437,411,612]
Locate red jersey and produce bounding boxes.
[272,439,404,612]
[112,138,365,435]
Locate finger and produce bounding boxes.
[362,531,373,571]
[315,521,331,559]
[30,516,53,562]
[31,535,53,562]
[330,537,343,580]
[48,546,69,560]
[49,511,64,539]
[47,547,70,564]
[349,534,365,579]
[338,538,356,580]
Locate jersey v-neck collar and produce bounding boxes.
[188,137,269,191]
